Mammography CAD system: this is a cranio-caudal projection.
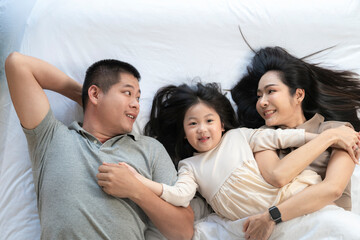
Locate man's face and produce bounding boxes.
[97,73,140,135]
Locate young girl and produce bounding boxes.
[120,82,359,221]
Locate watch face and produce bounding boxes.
[269,206,282,223]
[270,207,281,219]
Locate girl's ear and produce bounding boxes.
[88,85,102,106]
[295,88,305,104]
[222,122,225,132]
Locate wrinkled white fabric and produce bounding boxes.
[193,205,360,240]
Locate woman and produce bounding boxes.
[231,46,360,239]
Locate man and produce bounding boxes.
[5,52,194,240]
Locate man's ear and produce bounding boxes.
[295,88,305,104]
[88,85,102,106]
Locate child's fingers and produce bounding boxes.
[103,162,119,167]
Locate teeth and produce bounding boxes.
[127,114,134,119]
[264,110,275,116]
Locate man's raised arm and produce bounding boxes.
[5,52,82,129]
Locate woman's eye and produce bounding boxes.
[189,122,197,126]
[207,119,214,123]
[124,91,131,95]
[268,89,275,94]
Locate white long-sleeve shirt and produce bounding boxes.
[161,128,321,220]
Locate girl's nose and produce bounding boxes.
[196,124,206,133]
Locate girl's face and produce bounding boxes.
[183,102,224,153]
[256,71,306,128]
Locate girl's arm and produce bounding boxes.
[118,162,198,207]
[117,162,164,196]
[256,126,359,187]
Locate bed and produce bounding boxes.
[1,0,360,239]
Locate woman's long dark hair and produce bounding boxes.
[144,82,239,169]
[231,46,360,130]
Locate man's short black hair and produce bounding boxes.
[82,59,141,109]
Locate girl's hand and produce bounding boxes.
[328,126,360,164]
[118,162,142,179]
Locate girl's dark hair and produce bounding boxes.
[144,82,239,169]
[231,46,360,130]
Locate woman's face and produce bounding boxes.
[183,102,224,153]
[256,71,306,128]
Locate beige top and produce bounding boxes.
[267,113,352,210]
[161,128,321,220]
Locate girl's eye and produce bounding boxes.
[189,122,197,126]
[268,89,275,94]
[136,97,140,102]
[207,119,214,123]
[124,91,131,95]
[257,95,262,99]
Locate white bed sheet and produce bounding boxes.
[1,0,360,239]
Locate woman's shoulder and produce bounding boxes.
[319,119,353,132]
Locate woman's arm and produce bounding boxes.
[243,149,355,240]
[256,126,359,187]
[278,149,355,220]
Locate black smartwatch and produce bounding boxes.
[268,206,282,224]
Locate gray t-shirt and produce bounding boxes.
[23,110,177,240]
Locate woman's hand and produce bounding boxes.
[326,126,360,163]
[243,211,275,240]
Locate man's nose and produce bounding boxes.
[130,98,140,110]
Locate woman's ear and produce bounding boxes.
[295,88,305,104]
[88,85,101,106]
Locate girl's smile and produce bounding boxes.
[183,102,224,153]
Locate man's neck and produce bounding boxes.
[82,120,113,143]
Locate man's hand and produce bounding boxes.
[97,163,194,240]
[97,163,141,199]
[243,211,275,240]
